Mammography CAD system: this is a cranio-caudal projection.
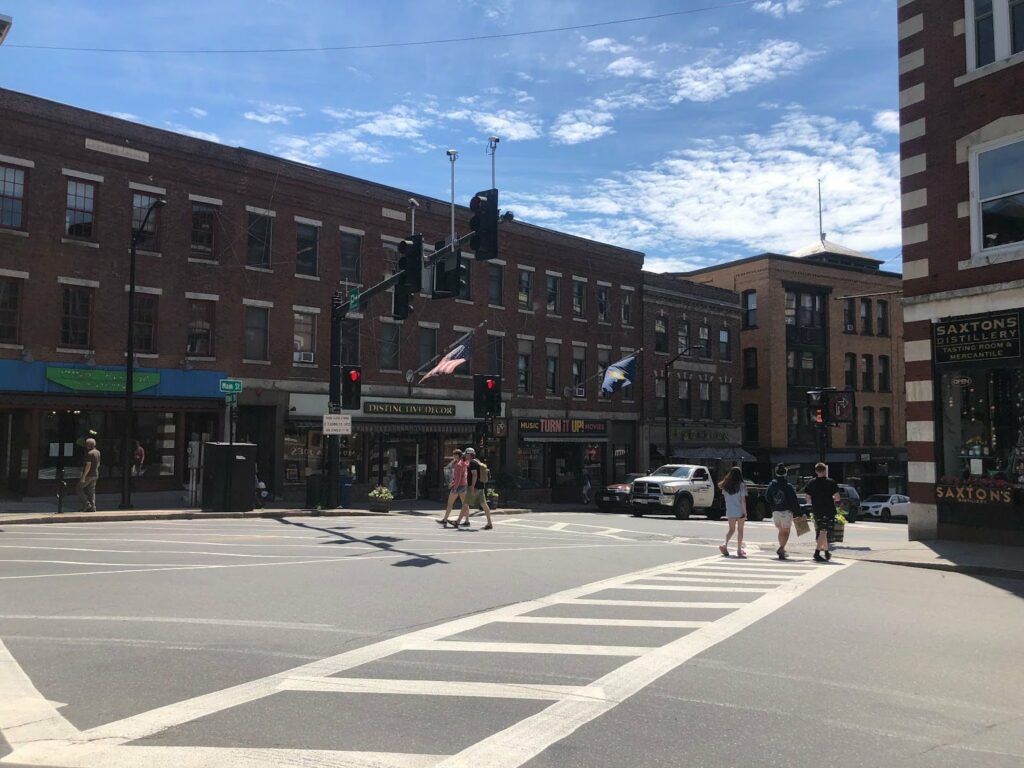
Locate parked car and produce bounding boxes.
[860,493,910,522]
[630,465,722,520]
[595,473,643,512]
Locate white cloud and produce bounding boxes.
[551,110,615,145]
[606,56,657,79]
[873,110,900,134]
[168,124,222,143]
[753,0,809,18]
[271,131,390,165]
[243,103,305,125]
[585,37,631,54]
[107,111,139,121]
[188,107,208,118]
[668,40,817,103]
[447,109,542,141]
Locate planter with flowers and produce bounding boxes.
[367,485,394,513]
[485,488,500,508]
[828,509,847,544]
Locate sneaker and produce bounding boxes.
[824,550,832,561]
[718,544,729,557]
[813,550,824,562]
[436,518,448,525]
[777,547,787,560]
[460,520,470,527]
[482,524,493,530]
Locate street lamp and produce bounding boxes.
[120,197,166,509]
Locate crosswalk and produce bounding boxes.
[0,550,847,768]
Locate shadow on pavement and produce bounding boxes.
[273,517,449,568]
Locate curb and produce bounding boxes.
[852,557,1024,581]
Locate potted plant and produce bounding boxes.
[367,485,393,513]
[829,509,847,544]
[485,487,500,509]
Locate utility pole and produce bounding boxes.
[326,292,343,508]
[487,136,500,189]
[446,149,458,246]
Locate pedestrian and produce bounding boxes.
[76,437,101,513]
[437,449,467,528]
[804,462,840,562]
[765,463,800,560]
[581,471,593,505]
[717,466,747,558]
[452,447,493,530]
[132,440,145,477]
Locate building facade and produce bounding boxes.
[686,245,906,490]
[896,1,1024,543]
[639,272,744,480]
[0,88,643,505]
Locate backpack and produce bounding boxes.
[767,479,786,510]
[476,461,490,484]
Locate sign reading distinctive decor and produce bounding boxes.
[935,483,1013,505]
[364,402,456,417]
[46,367,160,393]
[933,310,1022,365]
[518,418,606,435]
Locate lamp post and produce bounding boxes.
[663,351,686,463]
[120,198,166,509]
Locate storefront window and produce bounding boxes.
[284,423,324,484]
[516,442,544,487]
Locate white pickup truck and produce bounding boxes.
[630,464,721,520]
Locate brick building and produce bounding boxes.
[896,1,1024,543]
[685,243,906,490]
[0,88,643,504]
[639,272,744,480]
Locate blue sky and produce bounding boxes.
[0,0,902,272]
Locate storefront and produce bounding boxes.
[933,309,1024,543]
[650,425,751,483]
[0,360,225,499]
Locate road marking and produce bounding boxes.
[548,522,569,531]
[0,639,78,748]
[505,616,710,628]
[30,745,446,768]
[279,676,591,701]
[0,615,339,632]
[571,598,743,609]
[402,640,655,656]
[644,575,789,584]
[615,583,771,593]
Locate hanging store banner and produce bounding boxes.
[45,367,160,393]
[518,418,606,435]
[933,310,1022,366]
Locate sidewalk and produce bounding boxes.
[831,538,1024,581]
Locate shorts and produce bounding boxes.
[450,485,467,496]
[725,508,746,520]
[814,514,836,535]
[772,510,793,528]
[466,488,485,507]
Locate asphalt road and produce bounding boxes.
[0,512,1020,768]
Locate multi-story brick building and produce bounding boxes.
[0,88,643,504]
[685,242,906,491]
[639,272,743,481]
[896,1,1024,544]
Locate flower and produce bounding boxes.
[368,485,394,502]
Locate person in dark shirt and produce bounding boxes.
[804,462,840,562]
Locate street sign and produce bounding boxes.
[322,413,352,435]
[224,393,238,405]
[348,287,360,314]
[219,379,243,393]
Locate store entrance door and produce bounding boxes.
[549,443,581,502]
[376,436,433,500]
[0,411,30,497]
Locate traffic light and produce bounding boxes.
[469,188,499,261]
[393,234,423,320]
[432,244,466,298]
[806,389,826,427]
[341,365,362,410]
[474,374,502,418]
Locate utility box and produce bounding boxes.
[202,442,257,512]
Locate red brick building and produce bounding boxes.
[0,88,643,504]
[896,1,1024,543]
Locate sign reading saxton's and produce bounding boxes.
[933,310,1022,365]
[519,418,606,435]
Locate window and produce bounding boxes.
[546,342,560,394]
[965,0,1024,67]
[845,353,857,390]
[1015,0,1024,53]
[787,350,796,386]
[698,325,711,357]
[876,300,890,336]
[861,354,875,391]
[719,383,732,420]
[879,407,892,445]
[743,404,759,445]
[679,379,692,418]
[572,345,586,396]
[655,315,668,353]
[488,334,503,376]
[132,294,157,354]
[61,286,92,347]
[975,135,1024,254]
[718,328,731,360]
[380,322,400,370]
[190,203,216,256]
[843,298,856,333]
[847,408,859,445]
[743,348,758,388]
[863,406,875,446]
[621,291,633,325]
[244,306,270,361]
[655,372,666,399]
[859,299,872,335]
[186,300,214,356]
[295,223,319,277]
[0,278,20,343]
[341,319,359,366]
[572,280,586,316]
[879,355,891,392]
[0,165,25,229]
[340,232,361,282]
[598,348,610,396]
[289,312,315,364]
[797,351,825,388]
[247,212,272,268]
[418,326,437,369]
[65,180,95,239]
[518,269,533,310]
[798,293,824,328]
[457,259,471,300]
[131,193,160,250]
[382,241,399,280]
[742,290,757,328]
[546,275,560,313]
[597,286,610,322]
[517,339,532,393]
[975,0,996,66]
[678,322,690,355]
[488,263,504,306]
[699,381,711,419]
[784,291,796,325]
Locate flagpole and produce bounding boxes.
[417,320,488,383]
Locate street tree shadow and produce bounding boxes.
[274,518,448,568]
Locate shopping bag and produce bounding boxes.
[793,515,810,536]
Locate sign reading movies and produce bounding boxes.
[933,310,1021,366]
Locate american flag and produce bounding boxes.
[419,332,473,384]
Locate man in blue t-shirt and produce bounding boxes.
[804,462,840,562]
[765,463,800,560]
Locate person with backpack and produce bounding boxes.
[765,463,800,560]
[451,447,494,530]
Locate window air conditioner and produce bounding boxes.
[295,351,315,363]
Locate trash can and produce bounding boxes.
[305,474,325,508]
[339,474,353,509]
[202,442,257,512]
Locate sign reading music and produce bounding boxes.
[518,418,606,435]
[933,310,1022,365]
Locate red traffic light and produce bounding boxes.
[485,378,496,390]
[349,370,361,382]
[813,408,824,425]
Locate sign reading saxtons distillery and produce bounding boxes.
[364,402,456,417]
[518,419,606,435]
[933,310,1022,365]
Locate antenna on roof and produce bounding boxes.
[817,178,826,243]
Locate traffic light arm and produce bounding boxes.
[424,211,513,268]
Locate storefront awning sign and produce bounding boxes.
[46,367,160,393]
[519,418,606,435]
[933,310,1022,365]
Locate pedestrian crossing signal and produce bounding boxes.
[474,374,502,418]
[342,365,362,410]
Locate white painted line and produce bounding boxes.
[433,561,852,768]
[0,638,78,750]
[402,640,654,656]
[615,584,770,593]
[505,616,709,629]
[643,575,789,585]
[571,599,741,609]
[0,615,339,632]
[548,522,569,531]
[279,676,587,701]
[683,571,803,581]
